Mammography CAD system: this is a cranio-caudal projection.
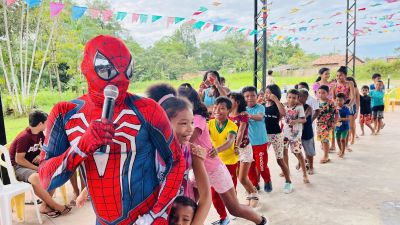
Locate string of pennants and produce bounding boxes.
[5,0,260,37]
[5,0,400,43]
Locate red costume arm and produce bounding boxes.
[39,102,85,190]
[39,101,114,191]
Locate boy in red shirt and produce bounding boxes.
[9,110,70,217]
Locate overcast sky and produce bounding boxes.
[77,0,400,58]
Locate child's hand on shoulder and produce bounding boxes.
[240,111,249,117]
[209,147,218,158]
[190,143,206,160]
[234,146,240,155]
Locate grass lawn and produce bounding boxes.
[3,71,398,143]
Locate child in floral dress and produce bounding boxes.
[317,85,337,164]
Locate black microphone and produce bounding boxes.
[98,85,119,153]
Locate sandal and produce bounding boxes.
[26,199,42,205]
[320,158,331,164]
[46,205,72,218]
[70,199,77,206]
[249,193,259,208]
[246,195,251,206]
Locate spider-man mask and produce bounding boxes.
[81,35,134,106]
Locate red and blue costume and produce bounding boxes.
[39,35,185,225]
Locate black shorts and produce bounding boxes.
[372,105,384,119]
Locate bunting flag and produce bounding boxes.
[152,15,162,23]
[50,2,64,18]
[245,29,251,37]
[132,13,140,23]
[330,12,342,18]
[174,17,185,24]
[193,6,208,15]
[213,25,223,32]
[167,17,175,27]
[213,1,221,6]
[25,0,41,8]
[6,0,16,6]
[187,19,197,25]
[89,9,101,19]
[299,27,307,31]
[72,6,87,20]
[203,22,212,30]
[301,0,315,6]
[139,14,148,23]
[29,1,400,43]
[116,12,127,21]
[102,10,113,21]
[193,21,206,29]
[291,8,300,14]
[221,26,229,32]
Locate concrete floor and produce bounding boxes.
[7,111,400,225]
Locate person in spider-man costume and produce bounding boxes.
[38,35,185,225]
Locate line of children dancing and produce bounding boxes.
[135,67,386,225]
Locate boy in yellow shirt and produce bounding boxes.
[208,96,238,223]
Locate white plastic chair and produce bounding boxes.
[0,145,43,225]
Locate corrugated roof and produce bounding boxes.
[312,55,365,66]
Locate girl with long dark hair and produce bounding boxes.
[146,83,211,225]
[346,76,360,147]
[198,71,228,113]
[332,67,355,152]
[312,68,335,99]
[179,84,267,225]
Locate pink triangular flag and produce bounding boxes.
[89,9,100,19]
[167,17,174,27]
[221,26,229,32]
[50,2,64,18]
[132,13,140,23]
[245,29,251,37]
[102,10,113,21]
[50,2,65,17]
[203,23,212,30]
[6,0,16,6]
[187,19,196,25]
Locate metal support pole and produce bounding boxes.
[345,0,357,77]
[253,0,268,90]
[0,90,9,185]
[253,0,258,88]
[262,0,267,91]
[0,92,6,145]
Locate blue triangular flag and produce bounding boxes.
[213,25,223,32]
[72,6,87,20]
[116,12,127,21]
[25,0,41,8]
